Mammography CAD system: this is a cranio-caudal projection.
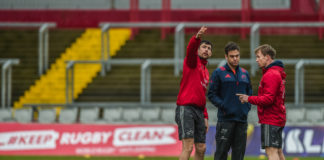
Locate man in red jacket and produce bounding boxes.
[237,44,286,160]
[175,26,212,160]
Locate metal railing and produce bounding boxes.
[65,60,104,104]
[100,22,324,77]
[174,22,254,76]
[250,22,324,76]
[0,59,20,108]
[100,22,254,76]
[65,58,250,104]
[65,58,324,105]
[99,22,180,76]
[65,59,182,104]
[294,59,324,106]
[0,22,56,76]
[174,22,324,76]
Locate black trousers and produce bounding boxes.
[214,122,247,160]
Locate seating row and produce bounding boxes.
[0,107,176,124]
[0,106,323,126]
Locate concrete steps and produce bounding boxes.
[0,29,84,104]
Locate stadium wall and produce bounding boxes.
[0,0,320,28]
[0,9,319,28]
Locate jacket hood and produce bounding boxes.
[263,60,286,79]
[266,60,284,69]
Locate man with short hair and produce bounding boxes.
[208,42,252,160]
[237,44,286,160]
[175,26,212,160]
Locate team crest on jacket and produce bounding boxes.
[241,75,246,79]
[201,79,208,89]
[225,74,231,78]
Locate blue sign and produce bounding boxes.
[206,125,324,157]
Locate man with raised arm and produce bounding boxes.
[175,26,213,160]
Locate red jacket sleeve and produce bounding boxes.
[248,71,281,107]
[185,36,201,68]
[203,107,208,119]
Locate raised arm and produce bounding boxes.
[186,26,207,68]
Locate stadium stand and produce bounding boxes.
[122,107,141,123]
[206,107,218,126]
[102,107,123,123]
[286,107,306,126]
[304,108,324,125]
[0,104,321,127]
[76,31,324,103]
[58,108,78,123]
[38,108,57,123]
[0,29,83,105]
[0,108,13,122]
[14,108,33,123]
[1,1,324,158]
[247,107,258,125]
[12,28,130,108]
[141,107,160,123]
[1,28,324,125]
[160,107,176,124]
[79,107,100,123]
[76,29,180,102]
[0,0,323,127]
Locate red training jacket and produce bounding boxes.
[176,36,209,119]
[248,60,286,127]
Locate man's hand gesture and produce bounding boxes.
[196,26,207,39]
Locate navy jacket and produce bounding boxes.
[208,63,252,122]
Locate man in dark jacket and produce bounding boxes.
[208,42,252,160]
[237,44,286,160]
[176,26,212,160]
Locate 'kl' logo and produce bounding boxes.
[225,74,231,78]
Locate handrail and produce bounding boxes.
[99,22,255,76]
[0,59,20,108]
[100,22,324,77]
[250,23,260,76]
[38,23,51,75]
[295,60,304,106]
[100,24,110,75]
[0,22,56,76]
[250,22,324,76]
[0,22,55,27]
[294,59,324,106]
[174,23,185,76]
[100,22,180,76]
[65,61,75,103]
[141,60,151,104]
[65,58,324,105]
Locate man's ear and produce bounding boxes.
[265,54,272,61]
